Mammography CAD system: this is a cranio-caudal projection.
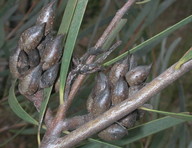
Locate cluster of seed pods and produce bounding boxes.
[87,55,152,141]
[9,1,64,96]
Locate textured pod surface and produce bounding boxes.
[40,63,59,88]
[18,64,42,95]
[37,32,55,57]
[98,124,127,141]
[128,85,144,98]
[36,1,56,35]
[19,23,45,53]
[41,34,64,70]
[17,50,29,75]
[94,72,108,96]
[120,110,138,128]
[28,49,40,68]
[86,90,94,113]
[125,64,152,86]
[91,85,111,117]
[109,57,129,87]
[111,77,129,105]
[9,47,21,78]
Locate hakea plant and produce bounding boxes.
[8,0,192,148]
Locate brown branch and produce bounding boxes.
[49,59,192,148]
[40,0,136,146]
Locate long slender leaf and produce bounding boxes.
[59,0,88,104]
[140,107,192,121]
[112,116,185,146]
[8,79,38,125]
[37,86,53,145]
[104,15,192,66]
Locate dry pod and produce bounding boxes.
[37,32,55,57]
[86,90,94,113]
[9,47,22,78]
[120,111,138,128]
[28,49,40,68]
[40,63,59,88]
[111,77,128,105]
[128,85,144,98]
[41,34,64,70]
[91,83,111,117]
[17,50,29,75]
[18,64,42,95]
[109,57,129,87]
[98,124,127,141]
[125,64,152,86]
[36,1,56,35]
[19,23,45,53]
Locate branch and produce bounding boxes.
[41,0,136,146]
[50,59,192,148]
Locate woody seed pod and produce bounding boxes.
[28,49,40,68]
[120,111,138,128]
[40,63,59,88]
[19,23,45,53]
[36,1,56,35]
[37,32,55,58]
[109,57,129,87]
[111,77,128,105]
[125,64,152,86]
[17,50,29,75]
[98,124,127,141]
[94,72,108,96]
[18,64,42,95]
[128,85,144,98]
[91,83,111,117]
[9,47,21,78]
[41,34,64,70]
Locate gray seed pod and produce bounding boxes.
[94,72,109,96]
[91,83,111,117]
[40,63,59,88]
[28,49,40,68]
[128,85,144,98]
[9,47,21,78]
[120,111,138,128]
[17,50,29,75]
[41,34,64,70]
[19,23,45,53]
[111,77,128,105]
[36,1,56,35]
[109,57,129,87]
[86,90,94,113]
[98,124,127,141]
[125,64,152,87]
[18,64,42,95]
[37,32,55,58]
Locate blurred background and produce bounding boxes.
[0,0,192,147]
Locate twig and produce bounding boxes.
[41,0,136,146]
[49,59,192,148]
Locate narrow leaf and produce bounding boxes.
[37,86,53,145]
[140,107,192,121]
[104,15,192,66]
[59,0,88,104]
[8,79,38,125]
[113,116,185,146]
[175,47,192,69]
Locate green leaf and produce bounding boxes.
[113,116,185,146]
[59,0,88,104]
[37,86,53,145]
[140,107,192,121]
[104,15,192,66]
[175,47,192,69]
[8,79,38,125]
